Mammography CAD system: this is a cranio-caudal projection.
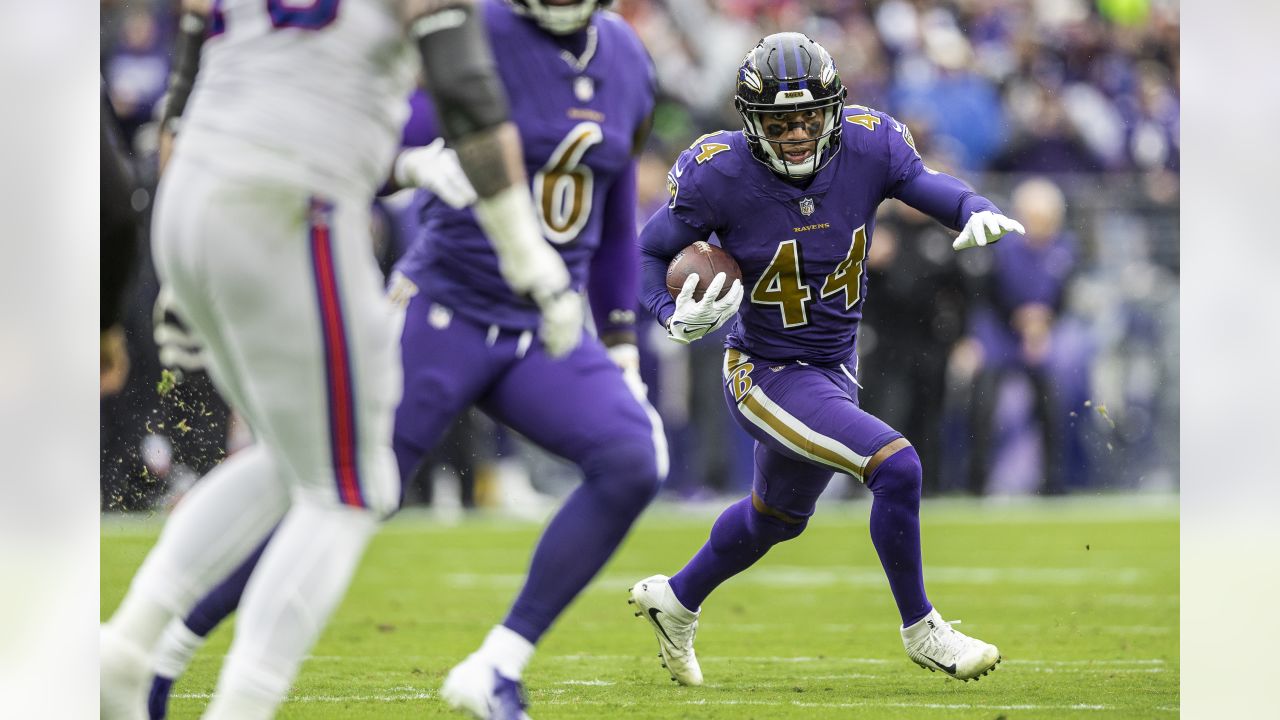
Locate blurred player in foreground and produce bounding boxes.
[629,33,1023,685]
[139,1,661,718]
[99,0,580,717]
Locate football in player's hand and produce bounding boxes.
[666,241,742,302]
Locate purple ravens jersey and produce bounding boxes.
[666,106,926,365]
[393,0,655,329]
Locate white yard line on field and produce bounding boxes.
[170,691,1168,713]
[297,653,1171,669]
[445,564,1153,590]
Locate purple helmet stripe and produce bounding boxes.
[793,44,808,89]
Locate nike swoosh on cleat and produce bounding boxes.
[648,608,677,646]
[922,655,957,675]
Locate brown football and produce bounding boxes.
[666,241,743,302]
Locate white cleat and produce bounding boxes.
[441,653,531,720]
[100,626,150,720]
[901,608,1001,681]
[628,574,703,686]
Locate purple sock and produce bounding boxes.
[668,496,804,610]
[503,443,659,644]
[866,447,932,626]
[184,530,272,636]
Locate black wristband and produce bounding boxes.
[159,10,209,129]
[410,2,510,141]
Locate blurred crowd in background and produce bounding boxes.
[101,0,1179,513]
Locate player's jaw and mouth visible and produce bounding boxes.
[780,145,815,164]
[763,110,822,166]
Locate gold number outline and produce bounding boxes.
[751,239,812,329]
[534,121,604,244]
[751,226,871,327]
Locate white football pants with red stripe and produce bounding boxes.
[105,146,401,719]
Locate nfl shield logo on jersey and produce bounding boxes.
[799,197,815,216]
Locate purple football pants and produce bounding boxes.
[394,294,665,643]
[669,349,931,625]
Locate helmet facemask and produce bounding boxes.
[508,0,602,35]
[738,94,844,179]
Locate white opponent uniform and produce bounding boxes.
[104,4,421,717]
[154,0,416,515]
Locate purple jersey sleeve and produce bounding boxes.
[666,149,723,234]
[401,89,441,148]
[876,114,923,195]
[378,90,443,196]
[893,169,1000,231]
[638,204,709,328]
[881,115,1000,230]
[588,158,640,339]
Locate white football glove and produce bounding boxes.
[666,272,744,345]
[952,210,1026,251]
[531,283,584,359]
[392,138,478,209]
[467,183,583,358]
[504,235,582,359]
[606,342,649,402]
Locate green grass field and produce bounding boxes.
[102,496,1178,719]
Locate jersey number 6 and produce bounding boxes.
[534,121,604,244]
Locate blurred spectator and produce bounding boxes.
[957,177,1092,494]
[992,83,1108,174]
[885,3,1007,172]
[102,5,170,144]
[859,202,970,494]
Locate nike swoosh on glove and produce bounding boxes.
[952,210,1026,251]
[667,272,744,345]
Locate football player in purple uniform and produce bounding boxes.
[141,2,662,719]
[397,3,665,715]
[628,33,1023,686]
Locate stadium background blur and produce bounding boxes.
[99,0,1179,511]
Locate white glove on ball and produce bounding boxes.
[666,272,744,345]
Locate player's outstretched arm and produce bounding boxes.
[401,0,581,358]
[156,0,211,176]
[892,170,1024,250]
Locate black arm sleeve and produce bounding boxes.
[408,1,510,142]
[157,10,209,132]
[101,91,140,331]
